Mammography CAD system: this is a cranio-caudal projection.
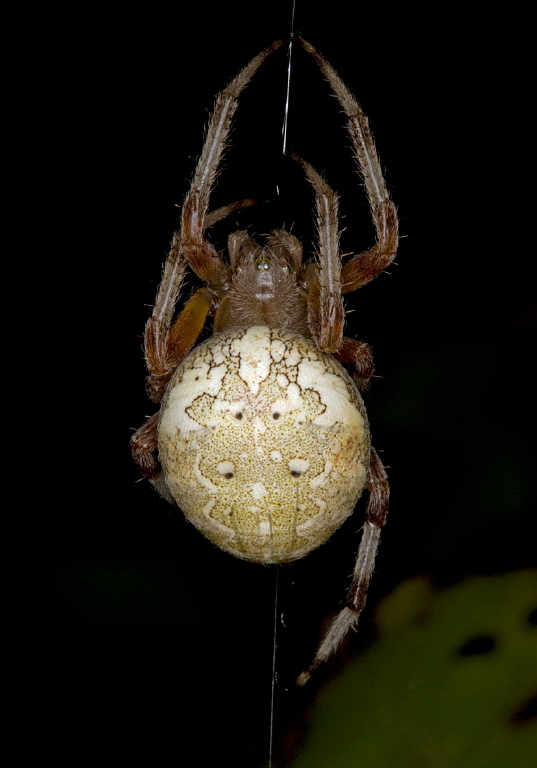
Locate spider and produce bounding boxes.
[131,37,398,684]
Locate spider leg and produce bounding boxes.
[203,198,258,231]
[335,337,374,392]
[145,286,213,403]
[299,37,398,293]
[180,40,284,288]
[131,412,159,478]
[133,289,213,488]
[131,413,176,503]
[141,42,283,404]
[144,199,260,404]
[297,447,389,685]
[133,286,212,491]
[293,155,345,352]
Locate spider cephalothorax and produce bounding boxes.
[212,231,310,337]
[132,38,398,683]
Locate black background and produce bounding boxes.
[32,3,535,765]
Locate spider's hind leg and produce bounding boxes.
[297,447,389,685]
[335,337,374,392]
[131,413,176,504]
[180,40,285,288]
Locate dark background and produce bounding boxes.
[35,3,534,765]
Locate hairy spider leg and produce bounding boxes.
[297,447,389,685]
[298,37,398,294]
[336,337,375,392]
[180,41,285,288]
[293,155,346,354]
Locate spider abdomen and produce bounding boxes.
[158,325,370,564]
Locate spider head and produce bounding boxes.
[226,231,296,296]
[212,230,308,334]
[229,232,285,270]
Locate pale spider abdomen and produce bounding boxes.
[158,326,370,564]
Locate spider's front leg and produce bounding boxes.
[180,40,284,288]
[300,37,399,291]
[297,448,389,686]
